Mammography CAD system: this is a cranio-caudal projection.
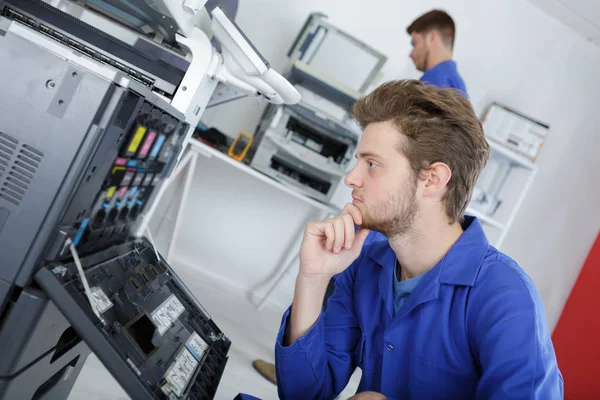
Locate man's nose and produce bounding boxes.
[344,164,361,188]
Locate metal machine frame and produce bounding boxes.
[0,1,298,399]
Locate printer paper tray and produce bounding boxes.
[34,239,230,400]
[266,134,347,178]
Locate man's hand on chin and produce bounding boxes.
[348,392,387,400]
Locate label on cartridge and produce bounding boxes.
[90,286,113,314]
[160,346,198,397]
[128,186,138,198]
[126,126,147,154]
[186,332,209,361]
[114,158,127,166]
[118,186,128,199]
[142,173,154,186]
[121,170,135,186]
[106,186,117,199]
[149,134,167,160]
[132,171,144,187]
[158,134,177,162]
[151,294,185,335]
[138,130,157,158]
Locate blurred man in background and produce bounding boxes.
[407,9,467,93]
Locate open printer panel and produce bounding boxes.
[36,240,230,400]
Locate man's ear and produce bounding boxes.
[421,162,452,197]
[426,30,438,46]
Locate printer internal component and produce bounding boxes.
[0,0,186,97]
[42,94,190,264]
[40,240,230,400]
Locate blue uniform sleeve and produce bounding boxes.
[468,261,564,399]
[274,258,363,400]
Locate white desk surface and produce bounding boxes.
[188,139,341,215]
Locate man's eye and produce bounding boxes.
[368,162,377,168]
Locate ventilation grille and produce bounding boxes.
[0,132,16,177]
[0,132,43,207]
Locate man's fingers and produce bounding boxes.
[332,218,345,253]
[307,208,366,255]
[343,213,355,249]
[342,203,363,226]
[323,222,335,251]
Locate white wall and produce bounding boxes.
[169,0,600,331]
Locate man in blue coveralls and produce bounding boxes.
[252,10,471,388]
[406,9,466,94]
[274,80,563,399]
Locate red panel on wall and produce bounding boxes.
[552,232,600,399]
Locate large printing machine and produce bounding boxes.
[250,13,387,203]
[0,1,299,399]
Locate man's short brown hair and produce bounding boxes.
[407,9,456,49]
[352,80,489,223]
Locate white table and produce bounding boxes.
[137,139,341,310]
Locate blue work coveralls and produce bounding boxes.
[275,217,563,399]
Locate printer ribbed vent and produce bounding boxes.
[0,132,43,207]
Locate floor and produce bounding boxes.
[68,259,361,400]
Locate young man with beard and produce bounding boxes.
[250,10,467,386]
[274,80,563,399]
[358,9,466,250]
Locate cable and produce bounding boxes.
[65,238,103,322]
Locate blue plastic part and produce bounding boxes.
[150,134,167,159]
[186,344,202,361]
[73,218,89,247]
